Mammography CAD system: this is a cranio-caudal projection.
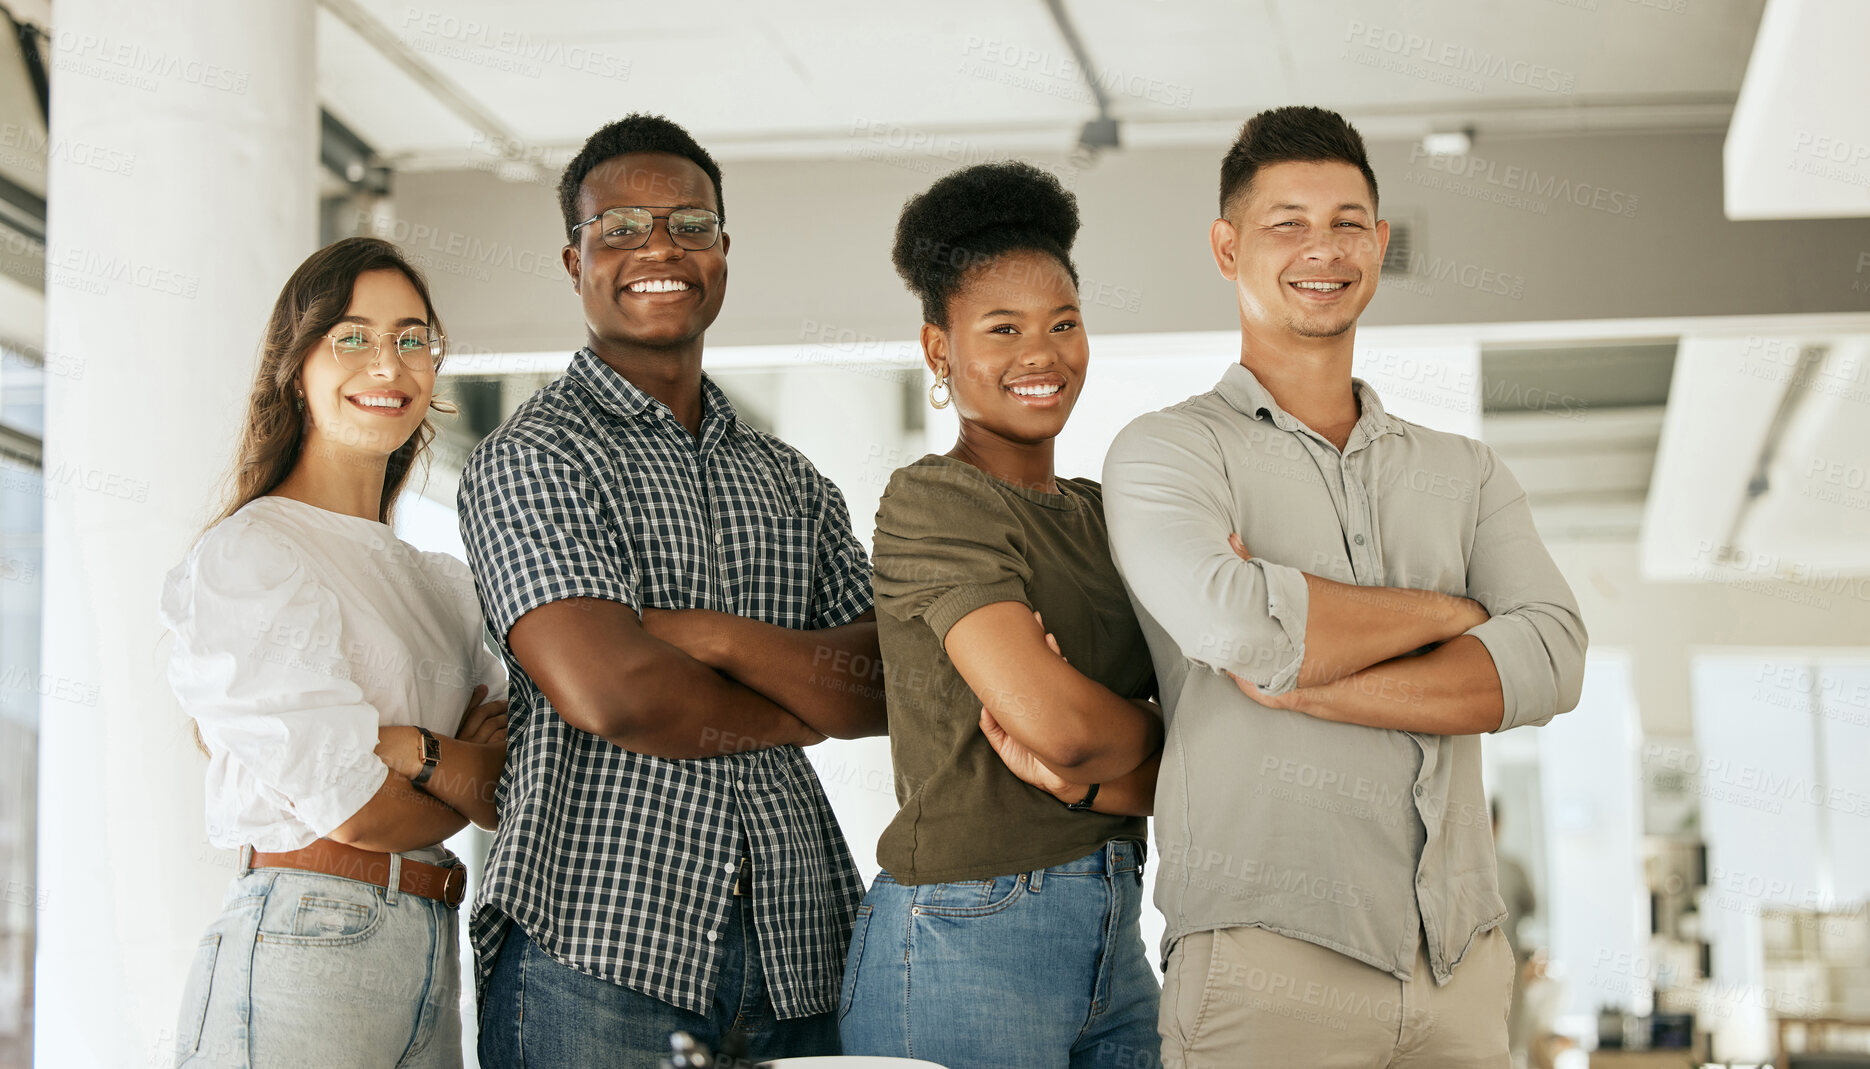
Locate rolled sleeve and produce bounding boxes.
[923,577,1032,644]
[1102,413,1309,694]
[1255,559,1312,694]
[1465,446,1589,732]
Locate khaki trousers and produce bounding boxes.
[1158,925,1514,1068]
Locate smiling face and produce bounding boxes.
[298,267,436,459]
[1212,160,1389,341]
[927,249,1088,447]
[561,151,728,352]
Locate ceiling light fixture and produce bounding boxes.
[1420,128,1475,157]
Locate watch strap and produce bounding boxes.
[1066,782,1100,811]
[410,726,440,790]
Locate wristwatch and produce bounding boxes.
[1066,783,1100,811]
[411,727,440,791]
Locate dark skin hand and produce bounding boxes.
[528,152,840,757]
[982,614,1162,817]
[640,608,888,740]
[922,252,1162,784]
[509,597,824,759]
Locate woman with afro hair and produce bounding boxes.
[838,161,1163,1066]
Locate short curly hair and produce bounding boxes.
[1219,106,1378,220]
[892,161,1081,329]
[557,113,724,243]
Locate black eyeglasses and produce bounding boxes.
[570,206,724,251]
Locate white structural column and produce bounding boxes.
[37,2,315,1065]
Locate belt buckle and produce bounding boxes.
[442,864,467,908]
[733,855,752,897]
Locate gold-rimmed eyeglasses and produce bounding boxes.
[325,324,444,372]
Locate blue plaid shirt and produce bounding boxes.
[457,347,872,1018]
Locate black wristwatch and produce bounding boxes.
[411,727,440,791]
[1065,783,1100,811]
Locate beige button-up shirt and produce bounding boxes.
[1103,362,1587,983]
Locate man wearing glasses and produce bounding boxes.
[458,114,887,1064]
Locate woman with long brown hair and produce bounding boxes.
[158,237,509,1068]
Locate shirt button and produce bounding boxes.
[1414,784,1425,797]
[736,780,747,790]
[1354,533,1366,546]
[724,862,736,874]
[706,930,718,942]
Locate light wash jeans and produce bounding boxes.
[839,839,1162,1069]
[174,848,462,1068]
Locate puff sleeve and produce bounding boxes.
[159,515,388,848]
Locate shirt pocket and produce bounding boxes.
[720,512,816,628]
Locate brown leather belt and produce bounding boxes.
[250,839,466,908]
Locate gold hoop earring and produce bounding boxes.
[928,371,951,410]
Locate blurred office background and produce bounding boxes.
[1,0,1867,1066]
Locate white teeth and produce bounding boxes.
[1293,281,1349,291]
[628,279,690,293]
[1010,383,1062,397]
[353,395,407,409]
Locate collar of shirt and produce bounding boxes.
[1215,361,1404,455]
[568,346,741,453]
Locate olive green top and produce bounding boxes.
[871,454,1152,885]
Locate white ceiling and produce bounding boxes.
[1724,0,1870,219]
[316,0,1769,169]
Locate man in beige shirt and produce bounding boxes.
[1103,106,1588,1067]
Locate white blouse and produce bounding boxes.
[159,495,508,852]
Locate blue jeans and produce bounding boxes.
[175,856,462,1067]
[839,839,1161,1069]
[478,893,839,1066]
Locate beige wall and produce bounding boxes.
[379,128,1870,356]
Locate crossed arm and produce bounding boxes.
[1239,633,1506,734]
[509,599,884,759]
[460,437,884,760]
[640,607,889,740]
[951,603,1164,817]
[1101,417,1586,738]
[1223,535,1505,734]
[980,557,1498,810]
[327,684,511,852]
